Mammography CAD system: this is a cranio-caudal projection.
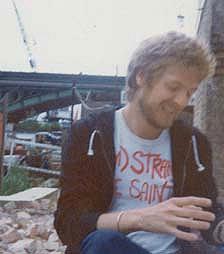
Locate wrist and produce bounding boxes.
[117,210,142,233]
[117,211,125,232]
[126,209,144,232]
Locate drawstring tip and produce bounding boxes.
[198,165,205,172]
[87,149,94,156]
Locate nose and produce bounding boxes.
[173,91,189,109]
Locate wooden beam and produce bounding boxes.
[0,94,8,191]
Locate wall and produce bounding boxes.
[195,0,224,201]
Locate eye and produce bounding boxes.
[167,83,179,92]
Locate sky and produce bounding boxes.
[0,0,201,76]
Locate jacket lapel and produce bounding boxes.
[96,109,116,175]
[170,121,192,196]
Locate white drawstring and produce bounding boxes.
[192,135,205,172]
[87,130,99,156]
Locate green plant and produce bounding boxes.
[0,166,31,195]
[15,119,41,132]
[39,122,61,132]
[15,119,62,132]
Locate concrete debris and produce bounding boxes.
[0,191,66,254]
[0,228,22,243]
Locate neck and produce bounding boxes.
[122,103,163,139]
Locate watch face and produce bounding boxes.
[213,220,224,244]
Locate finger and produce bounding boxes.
[174,206,215,221]
[168,227,199,241]
[169,216,211,230]
[171,196,212,208]
[183,205,202,211]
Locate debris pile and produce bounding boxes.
[0,198,66,254]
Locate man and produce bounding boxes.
[54,31,224,254]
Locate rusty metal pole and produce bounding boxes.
[0,93,8,192]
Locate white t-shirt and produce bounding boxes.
[109,108,179,254]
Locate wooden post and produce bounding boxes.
[0,93,8,191]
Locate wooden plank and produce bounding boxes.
[0,94,8,191]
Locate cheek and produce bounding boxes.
[141,85,170,108]
[149,86,171,100]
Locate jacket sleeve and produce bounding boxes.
[194,130,224,245]
[53,120,101,248]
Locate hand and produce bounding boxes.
[134,196,215,241]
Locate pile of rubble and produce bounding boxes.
[0,198,66,254]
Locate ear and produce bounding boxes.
[136,71,145,88]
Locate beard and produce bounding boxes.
[138,97,180,130]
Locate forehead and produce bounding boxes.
[159,65,202,89]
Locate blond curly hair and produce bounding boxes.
[126,31,216,101]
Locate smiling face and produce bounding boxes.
[135,65,201,130]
